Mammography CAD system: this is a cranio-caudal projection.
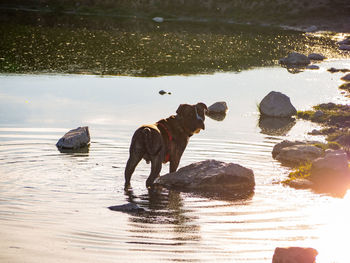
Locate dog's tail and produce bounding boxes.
[143,127,162,156]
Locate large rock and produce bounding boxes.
[272,247,318,263]
[155,160,255,192]
[272,140,307,158]
[339,45,350,51]
[56,126,90,150]
[279,52,311,66]
[259,91,297,118]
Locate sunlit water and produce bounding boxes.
[1,60,350,262]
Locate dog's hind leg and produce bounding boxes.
[124,151,143,189]
[146,155,162,188]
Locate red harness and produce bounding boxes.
[158,122,173,163]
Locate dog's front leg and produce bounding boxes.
[146,155,162,188]
[169,158,180,173]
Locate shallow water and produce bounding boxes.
[1,58,350,262]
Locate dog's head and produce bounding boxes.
[176,103,208,134]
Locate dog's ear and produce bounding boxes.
[176,104,190,117]
[195,102,208,115]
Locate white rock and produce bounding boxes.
[155,160,255,192]
[259,91,297,118]
[152,17,164,23]
[56,126,90,150]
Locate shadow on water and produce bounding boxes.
[0,10,344,76]
[258,116,296,136]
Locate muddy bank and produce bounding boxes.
[1,0,350,33]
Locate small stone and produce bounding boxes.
[308,53,326,60]
[306,64,319,70]
[308,129,322,135]
[287,178,314,189]
[339,44,350,51]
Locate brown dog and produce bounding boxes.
[124,103,207,189]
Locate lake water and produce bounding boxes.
[1,12,350,263]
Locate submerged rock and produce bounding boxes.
[108,203,145,213]
[155,160,255,193]
[308,53,326,60]
[259,91,297,118]
[272,247,318,263]
[56,126,90,150]
[279,52,310,66]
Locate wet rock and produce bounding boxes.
[56,126,90,150]
[259,91,297,118]
[308,53,326,60]
[306,64,319,70]
[108,203,145,213]
[207,101,228,114]
[276,145,323,165]
[272,140,307,159]
[155,160,255,193]
[272,247,318,263]
[339,44,350,51]
[272,140,323,165]
[279,52,310,66]
[152,17,164,23]
[341,73,350,81]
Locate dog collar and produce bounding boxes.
[158,122,172,163]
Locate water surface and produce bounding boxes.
[1,58,350,262]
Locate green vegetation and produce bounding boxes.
[282,162,312,184]
[297,103,350,151]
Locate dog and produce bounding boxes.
[124,102,207,189]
